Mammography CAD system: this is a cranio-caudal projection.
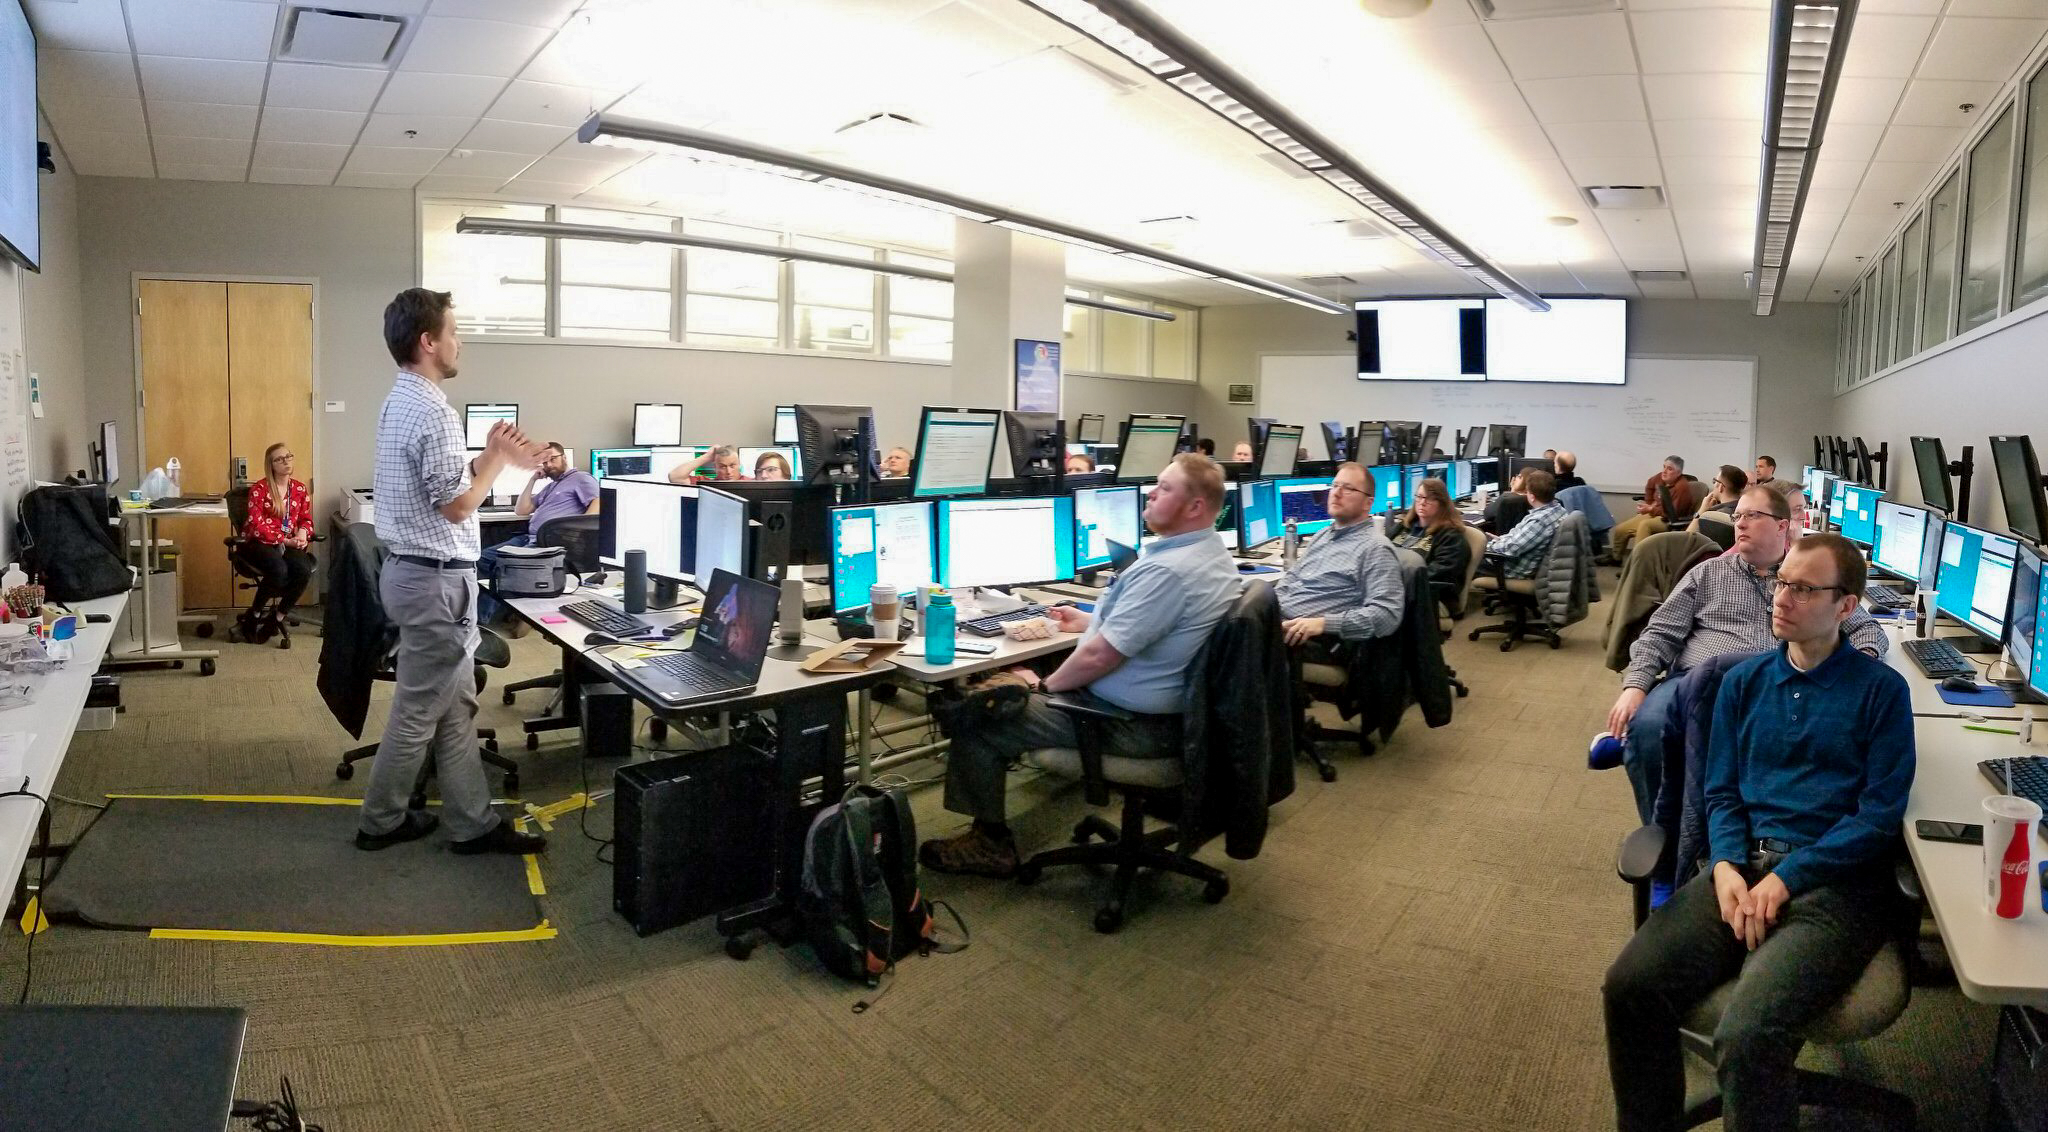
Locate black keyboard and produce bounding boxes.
[1980,756,2048,814]
[1864,583,1910,610]
[1902,636,1974,678]
[961,604,1050,637]
[559,599,653,637]
[644,650,735,687]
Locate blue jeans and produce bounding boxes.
[476,532,532,623]
[1622,677,1680,825]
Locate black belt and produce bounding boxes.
[393,554,475,571]
[1755,838,1794,854]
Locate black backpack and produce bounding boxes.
[15,485,129,602]
[799,784,964,992]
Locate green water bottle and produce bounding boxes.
[924,589,956,665]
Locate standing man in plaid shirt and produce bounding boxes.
[355,288,548,855]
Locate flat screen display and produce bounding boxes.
[1483,298,1627,384]
[1354,299,1486,381]
[1936,521,2019,643]
[829,501,936,614]
[1073,486,1142,572]
[0,1,37,271]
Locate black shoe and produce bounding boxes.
[355,810,438,851]
[450,820,547,856]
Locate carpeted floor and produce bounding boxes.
[0,582,2004,1130]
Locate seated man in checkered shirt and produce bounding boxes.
[1273,462,1405,650]
[1485,467,1567,579]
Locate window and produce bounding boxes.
[1063,288,1096,374]
[792,236,877,354]
[558,208,673,342]
[1847,280,1866,381]
[1961,104,2016,333]
[1152,301,1194,380]
[1100,294,1148,375]
[420,201,546,336]
[683,219,780,350]
[2017,68,2048,309]
[886,251,952,361]
[1897,212,1924,354]
[1923,171,1962,351]
[1876,242,1899,371]
[1059,287,1198,380]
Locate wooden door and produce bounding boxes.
[227,283,314,497]
[138,280,232,609]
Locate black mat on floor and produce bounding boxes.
[39,796,549,942]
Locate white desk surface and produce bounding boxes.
[1877,621,2029,720]
[118,502,228,520]
[1904,721,2048,1006]
[0,591,129,892]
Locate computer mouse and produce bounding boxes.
[1942,674,1980,693]
[583,631,620,647]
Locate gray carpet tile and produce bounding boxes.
[0,588,2009,1130]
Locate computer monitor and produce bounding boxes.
[1935,520,2020,644]
[2010,542,2044,688]
[694,486,750,583]
[464,404,517,449]
[95,420,120,483]
[1402,465,1428,510]
[773,405,798,446]
[1003,410,1063,479]
[935,496,1076,588]
[1256,424,1302,478]
[1367,464,1405,515]
[1444,460,1469,499]
[1073,485,1143,572]
[1318,421,1348,462]
[591,448,653,478]
[1232,479,1281,551]
[1246,416,1275,451]
[796,404,874,485]
[1834,482,1880,546]
[1356,420,1391,464]
[1871,500,1937,587]
[1486,423,1527,458]
[910,406,1000,498]
[1388,422,1421,464]
[1075,413,1105,444]
[1468,457,1502,495]
[1459,426,1486,460]
[1115,414,1186,484]
[1826,477,1851,524]
[633,403,682,447]
[827,500,936,614]
[1276,476,1331,535]
[1852,436,1876,486]
[647,445,709,480]
[1801,464,1823,501]
[738,446,800,481]
[1991,435,2048,546]
[1911,436,1954,514]
[597,478,695,581]
[488,460,536,506]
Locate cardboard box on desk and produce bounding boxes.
[801,638,903,674]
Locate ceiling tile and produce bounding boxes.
[1545,119,1659,157]
[335,171,428,188]
[265,63,389,113]
[434,149,535,179]
[1449,82,1543,130]
[1395,24,1514,86]
[1947,0,2048,15]
[1802,186,1858,214]
[257,107,368,147]
[153,135,253,166]
[398,17,552,78]
[1854,160,1940,200]
[23,0,131,53]
[1654,118,1758,157]
[125,0,278,61]
[1664,181,1756,210]
[428,0,579,24]
[1630,9,1771,74]
[1659,153,1759,186]
[1891,79,2007,128]
[1640,72,1762,120]
[1917,17,2048,80]
[147,101,260,140]
[250,167,339,186]
[1849,180,1922,215]
[58,129,154,169]
[343,145,446,175]
[417,173,513,194]
[359,113,474,148]
[252,140,351,172]
[1827,76,1908,125]
[1839,15,1937,78]
[66,152,156,178]
[1520,76,1647,123]
[1809,160,1867,191]
[459,117,575,154]
[1874,124,1967,163]
[486,80,602,127]
[1561,154,1666,185]
[39,49,140,103]
[497,177,585,200]
[376,71,508,118]
[138,56,267,104]
[516,154,630,187]
[156,163,247,182]
[320,0,429,13]
[1485,15,1637,81]
[43,96,147,137]
[1815,121,1883,163]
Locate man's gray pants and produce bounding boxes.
[357,558,500,841]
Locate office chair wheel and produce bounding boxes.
[502,689,516,705]
[1468,629,1482,641]
[1498,640,1515,653]
[1093,906,1124,934]
[334,761,354,781]
[199,658,216,676]
[194,622,213,638]
[1015,862,1043,886]
[1548,637,1561,650]
[1203,878,1229,904]
[408,788,428,811]
[724,935,755,961]
[277,636,291,650]
[173,660,184,669]
[525,733,540,751]
[1317,762,1337,784]
[502,772,519,794]
[1071,821,1094,845]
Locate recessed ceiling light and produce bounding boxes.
[1547,215,1578,227]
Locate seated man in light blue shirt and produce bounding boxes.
[478,441,599,622]
[1275,462,1404,647]
[920,453,1241,878]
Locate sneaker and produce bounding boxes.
[1588,731,1626,771]
[450,820,547,856]
[355,810,438,851]
[918,826,1019,879]
[1648,879,1674,911]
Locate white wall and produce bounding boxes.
[18,111,86,478]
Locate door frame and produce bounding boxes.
[129,272,322,487]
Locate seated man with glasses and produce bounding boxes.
[1275,462,1405,649]
[1596,486,1887,824]
[1603,532,1914,1131]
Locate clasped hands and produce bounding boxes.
[1712,861,1790,951]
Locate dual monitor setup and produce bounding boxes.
[1273,419,1526,466]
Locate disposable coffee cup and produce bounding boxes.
[1985,793,2041,919]
[869,583,901,641]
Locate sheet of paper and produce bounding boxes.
[0,731,33,781]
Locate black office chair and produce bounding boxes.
[335,625,518,803]
[216,484,323,649]
[1013,580,1293,933]
[500,513,601,749]
[1295,549,1458,780]
[1469,511,1594,651]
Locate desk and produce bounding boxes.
[107,504,219,673]
[0,591,127,904]
[1879,621,2029,721]
[0,1005,246,1131]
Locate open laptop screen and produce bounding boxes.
[692,570,777,682]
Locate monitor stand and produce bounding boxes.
[648,578,687,611]
[1949,635,2002,655]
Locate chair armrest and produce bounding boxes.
[1043,690,1136,723]
[1893,857,1922,904]
[1616,824,1669,885]
[1044,691,1131,806]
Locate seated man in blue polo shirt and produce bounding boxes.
[920,453,1242,878]
[478,441,598,621]
[1601,533,1914,1131]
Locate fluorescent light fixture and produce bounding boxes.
[1019,0,1547,312]
[1066,294,1175,321]
[580,113,1349,314]
[1751,0,1856,315]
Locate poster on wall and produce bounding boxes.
[1014,339,1060,414]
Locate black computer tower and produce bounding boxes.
[613,746,776,936]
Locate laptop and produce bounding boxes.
[610,569,777,708]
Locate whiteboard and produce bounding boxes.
[0,263,26,562]
[1258,353,1756,492]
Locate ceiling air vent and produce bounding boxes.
[278,7,407,67]
[1584,185,1667,209]
[1632,270,1689,283]
[1473,0,1621,20]
[1301,274,1359,287]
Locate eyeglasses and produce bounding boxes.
[1764,578,1847,603]
[1329,483,1367,497]
[1733,509,1786,524]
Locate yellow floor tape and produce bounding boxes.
[18,896,47,936]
